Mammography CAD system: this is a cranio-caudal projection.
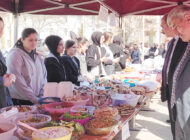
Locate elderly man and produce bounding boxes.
[161,14,188,140]
[167,5,190,139]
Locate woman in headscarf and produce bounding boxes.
[44,35,67,83]
[0,17,15,108]
[86,31,108,77]
[109,35,126,71]
[6,28,47,105]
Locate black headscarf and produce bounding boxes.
[45,35,62,57]
[91,31,103,46]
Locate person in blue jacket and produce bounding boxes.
[0,16,16,108]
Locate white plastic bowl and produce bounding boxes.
[0,122,17,140]
[15,114,52,128]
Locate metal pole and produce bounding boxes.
[142,16,145,62]
[14,14,18,44]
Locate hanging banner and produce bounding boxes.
[98,5,108,23]
[110,13,116,27]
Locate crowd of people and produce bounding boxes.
[0,17,129,107]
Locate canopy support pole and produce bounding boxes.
[13,0,20,44]
[13,14,18,44]
[142,16,145,62]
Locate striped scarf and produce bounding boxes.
[171,42,190,108]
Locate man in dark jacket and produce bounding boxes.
[161,13,188,140]
[109,35,126,71]
[165,5,190,139]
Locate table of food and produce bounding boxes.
[0,67,160,140]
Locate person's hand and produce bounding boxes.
[100,57,108,63]
[156,73,162,83]
[78,75,86,82]
[3,74,16,87]
[113,57,120,63]
[83,73,94,83]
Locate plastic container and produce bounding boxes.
[0,122,17,140]
[70,105,95,115]
[38,97,61,104]
[111,94,128,106]
[126,97,139,107]
[16,114,51,128]
[111,93,139,107]
[123,79,137,87]
[32,126,72,140]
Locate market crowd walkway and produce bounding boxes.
[128,93,172,140]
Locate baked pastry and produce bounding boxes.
[131,86,145,95]
[94,106,118,119]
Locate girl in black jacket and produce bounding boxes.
[62,40,83,86]
[44,35,67,83]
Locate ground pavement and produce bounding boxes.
[128,93,172,140]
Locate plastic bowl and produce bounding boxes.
[62,96,89,107]
[85,119,118,136]
[0,105,36,114]
[32,126,72,140]
[16,114,52,129]
[38,97,61,104]
[0,122,17,140]
[59,112,91,125]
[43,102,71,121]
[16,127,32,140]
[105,86,111,90]
[70,105,95,115]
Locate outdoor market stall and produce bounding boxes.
[0,64,160,140]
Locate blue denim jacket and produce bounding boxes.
[0,51,13,108]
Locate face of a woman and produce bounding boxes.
[0,21,4,37]
[80,42,89,53]
[21,33,38,53]
[67,43,78,56]
[100,36,105,45]
[57,40,64,54]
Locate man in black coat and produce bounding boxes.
[161,13,188,140]
[166,5,190,139]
